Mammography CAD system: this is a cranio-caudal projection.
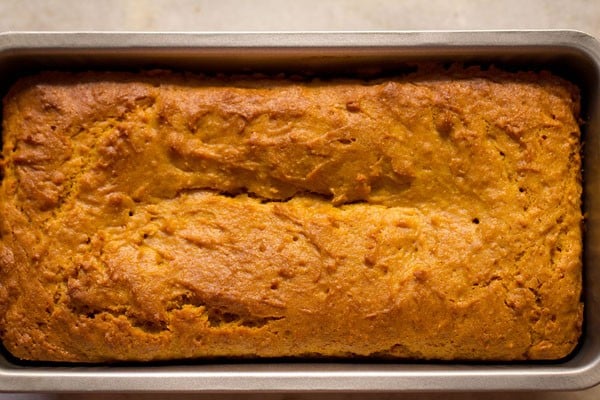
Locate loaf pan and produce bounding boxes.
[0,30,599,393]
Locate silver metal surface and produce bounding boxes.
[0,30,599,393]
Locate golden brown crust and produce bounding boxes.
[0,67,583,362]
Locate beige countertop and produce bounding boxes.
[1,0,598,33]
[0,0,598,399]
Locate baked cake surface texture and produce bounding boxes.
[0,67,583,362]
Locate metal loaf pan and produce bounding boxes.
[0,30,599,393]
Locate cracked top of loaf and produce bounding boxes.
[0,67,583,362]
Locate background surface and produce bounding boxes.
[0,0,599,398]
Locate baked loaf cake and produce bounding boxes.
[0,67,583,362]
